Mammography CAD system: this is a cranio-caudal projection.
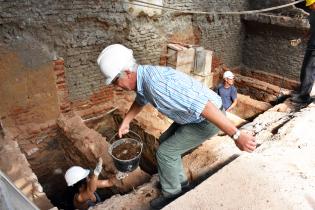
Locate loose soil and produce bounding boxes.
[112,141,141,160]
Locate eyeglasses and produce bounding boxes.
[111,73,121,84]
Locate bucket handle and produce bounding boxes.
[109,130,142,145]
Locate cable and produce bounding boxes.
[122,0,305,16]
[122,0,304,103]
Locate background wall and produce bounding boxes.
[248,0,295,10]
[242,19,306,80]
[0,0,249,102]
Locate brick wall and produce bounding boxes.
[0,45,60,127]
[0,0,249,102]
[242,13,308,80]
[248,0,295,10]
[164,0,248,11]
[194,14,245,67]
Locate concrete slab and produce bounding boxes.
[164,103,315,210]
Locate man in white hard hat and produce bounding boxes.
[290,0,315,104]
[64,158,114,210]
[216,70,238,112]
[97,44,256,209]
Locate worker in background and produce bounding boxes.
[97,44,256,209]
[290,0,315,104]
[216,70,238,112]
[64,158,114,210]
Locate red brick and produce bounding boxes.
[53,59,64,66]
[57,84,67,90]
[54,70,65,77]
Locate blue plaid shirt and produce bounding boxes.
[135,65,222,124]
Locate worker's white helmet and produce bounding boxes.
[64,166,90,186]
[223,71,234,79]
[97,44,135,85]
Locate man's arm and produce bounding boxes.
[96,178,115,188]
[85,157,103,194]
[226,98,237,112]
[86,174,98,194]
[118,100,144,137]
[201,101,256,152]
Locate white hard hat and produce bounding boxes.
[64,166,90,186]
[97,44,135,85]
[223,71,234,79]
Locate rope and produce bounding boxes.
[122,0,305,16]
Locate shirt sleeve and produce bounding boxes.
[231,86,237,101]
[135,93,148,106]
[215,83,222,95]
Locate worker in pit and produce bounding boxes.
[96,44,256,209]
[216,70,238,112]
[64,158,114,210]
[290,0,315,104]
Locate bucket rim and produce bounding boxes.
[108,137,143,162]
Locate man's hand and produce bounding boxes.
[118,122,130,138]
[234,131,256,152]
[94,157,103,176]
[290,38,302,47]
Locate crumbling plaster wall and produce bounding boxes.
[0,0,249,103]
[248,0,296,10]
[0,128,54,210]
[242,17,307,80]
[242,0,309,81]
[194,14,245,67]
[0,45,71,207]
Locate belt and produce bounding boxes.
[219,105,224,111]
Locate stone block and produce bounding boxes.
[193,47,213,76]
[167,44,195,75]
[192,73,214,88]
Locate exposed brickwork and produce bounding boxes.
[53,59,72,114]
[242,20,306,80]
[194,14,245,67]
[0,0,250,102]
[52,58,116,120]
[248,0,295,11]
[0,131,54,210]
[164,0,249,11]
[5,120,70,208]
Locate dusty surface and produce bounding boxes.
[93,175,160,210]
[90,99,315,210]
[235,73,292,102]
[165,101,315,210]
[0,131,53,210]
[233,93,272,120]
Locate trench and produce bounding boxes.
[30,92,274,209]
[0,52,292,209]
[21,112,159,210]
[15,78,284,209]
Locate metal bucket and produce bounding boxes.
[108,131,143,173]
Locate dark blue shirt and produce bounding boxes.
[216,83,237,110]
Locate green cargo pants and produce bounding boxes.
[156,119,219,195]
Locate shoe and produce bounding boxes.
[150,192,183,210]
[156,180,191,191]
[290,94,312,104]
